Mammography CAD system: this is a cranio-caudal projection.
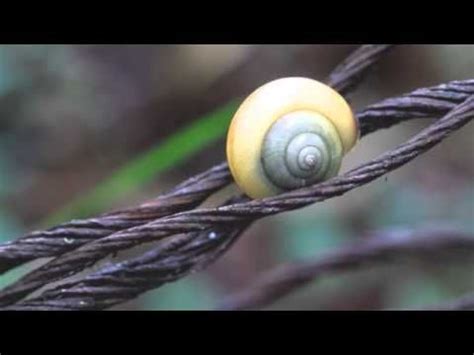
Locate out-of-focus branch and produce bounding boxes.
[218,228,474,310]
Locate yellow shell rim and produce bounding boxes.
[226,77,358,199]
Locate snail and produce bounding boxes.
[226,77,359,199]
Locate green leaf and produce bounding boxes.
[43,100,240,226]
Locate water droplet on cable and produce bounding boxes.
[208,232,217,240]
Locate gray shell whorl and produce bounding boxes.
[261,111,343,191]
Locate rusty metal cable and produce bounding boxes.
[4,94,473,310]
[0,45,393,275]
[0,78,471,308]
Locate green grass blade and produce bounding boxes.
[43,100,240,226]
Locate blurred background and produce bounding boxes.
[0,45,472,310]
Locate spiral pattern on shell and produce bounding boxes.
[261,110,343,190]
[226,77,358,198]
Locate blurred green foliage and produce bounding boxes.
[387,274,453,309]
[0,47,29,96]
[140,274,219,310]
[0,208,22,243]
[276,210,350,260]
[0,149,13,199]
[373,184,474,232]
[0,208,29,289]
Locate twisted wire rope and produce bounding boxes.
[5,93,474,310]
[1,45,472,310]
[0,45,393,275]
[2,78,472,307]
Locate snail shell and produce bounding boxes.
[226,77,358,199]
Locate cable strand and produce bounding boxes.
[0,84,471,308]
[0,44,394,275]
[4,94,473,310]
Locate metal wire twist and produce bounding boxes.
[4,94,473,310]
